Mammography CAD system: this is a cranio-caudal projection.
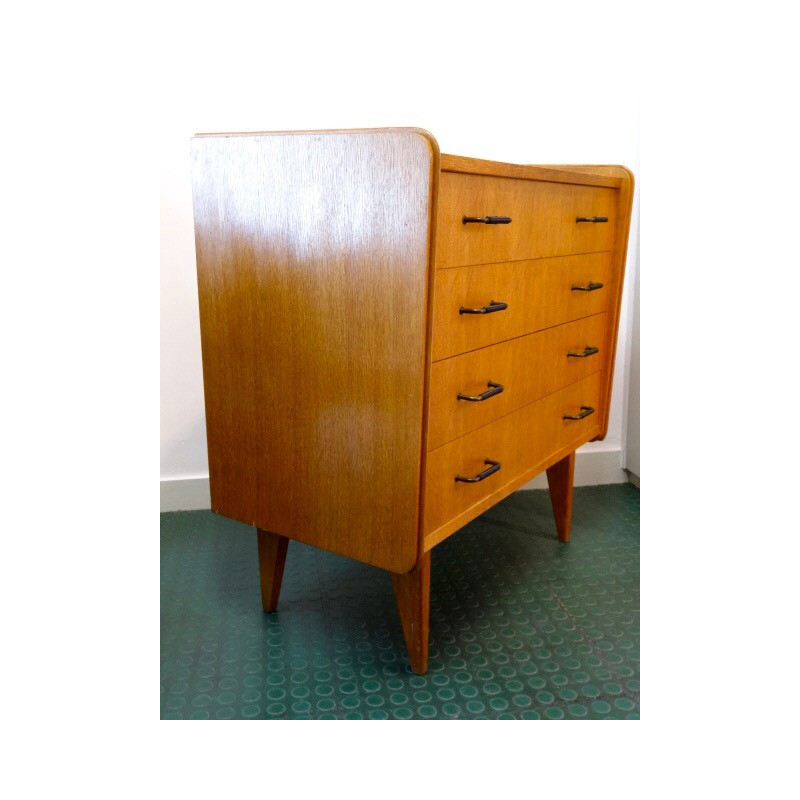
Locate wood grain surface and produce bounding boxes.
[546,452,576,543]
[431,252,612,361]
[436,171,616,269]
[392,551,431,675]
[527,163,634,443]
[256,529,289,611]
[423,372,603,544]
[440,154,622,188]
[191,129,438,573]
[427,313,607,450]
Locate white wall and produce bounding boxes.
[624,238,641,481]
[160,10,640,508]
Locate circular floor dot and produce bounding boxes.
[512,694,532,708]
[191,694,212,708]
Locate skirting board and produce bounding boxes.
[160,446,627,513]
[160,477,211,513]
[519,443,626,490]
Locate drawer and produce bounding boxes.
[431,252,612,361]
[423,372,602,537]
[427,313,607,451]
[436,172,617,269]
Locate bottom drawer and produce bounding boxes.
[423,372,602,538]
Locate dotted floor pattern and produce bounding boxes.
[161,484,640,720]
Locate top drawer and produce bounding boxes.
[436,171,617,269]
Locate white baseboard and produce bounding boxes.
[625,469,640,488]
[160,477,211,512]
[519,445,626,490]
[160,447,626,512]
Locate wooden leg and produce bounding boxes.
[392,552,431,675]
[256,529,289,612]
[546,450,576,543]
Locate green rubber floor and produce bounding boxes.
[161,484,639,720]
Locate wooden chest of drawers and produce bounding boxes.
[191,128,634,674]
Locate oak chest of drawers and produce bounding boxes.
[191,128,634,674]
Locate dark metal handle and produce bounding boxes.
[571,281,604,292]
[459,300,508,315]
[562,405,595,421]
[462,216,512,225]
[567,346,599,358]
[455,459,501,483]
[576,216,609,223]
[457,381,504,402]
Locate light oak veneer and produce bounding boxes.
[190,129,634,674]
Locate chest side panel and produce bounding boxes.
[191,130,436,573]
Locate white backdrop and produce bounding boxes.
[160,12,640,508]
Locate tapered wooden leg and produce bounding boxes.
[256,529,289,612]
[392,552,431,675]
[546,451,576,543]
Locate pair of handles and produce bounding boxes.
[460,281,603,316]
[454,406,596,483]
[456,346,598,403]
[462,216,609,224]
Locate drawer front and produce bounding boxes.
[423,372,602,536]
[427,314,607,451]
[437,172,617,269]
[432,252,612,361]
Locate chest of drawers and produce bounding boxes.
[191,128,634,674]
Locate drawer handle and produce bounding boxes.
[462,216,512,225]
[459,300,508,315]
[567,346,599,358]
[455,459,501,483]
[457,381,504,402]
[563,405,595,421]
[571,281,604,292]
[576,216,609,223]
